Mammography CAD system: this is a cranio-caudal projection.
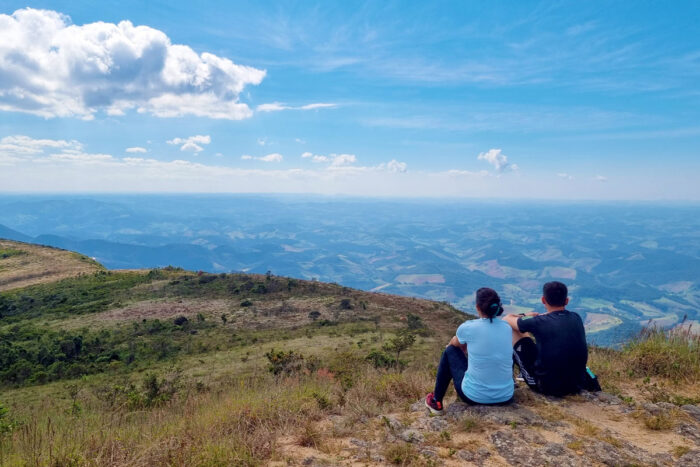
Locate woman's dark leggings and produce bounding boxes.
[433,345,514,405]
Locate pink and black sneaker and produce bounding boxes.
[425,392,444,416]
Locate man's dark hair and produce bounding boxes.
[543,281,568,307]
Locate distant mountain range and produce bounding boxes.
[1,194,698,347]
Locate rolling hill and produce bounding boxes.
[0,239,698,466]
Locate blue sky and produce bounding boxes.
[0,1,699,199]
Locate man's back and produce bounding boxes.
[517,310,587,395]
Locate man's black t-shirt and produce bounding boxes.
[517,310,588,395]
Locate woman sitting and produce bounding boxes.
[425,287,514,414]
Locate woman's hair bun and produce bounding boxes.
[476,287,502,322]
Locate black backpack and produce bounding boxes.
[579,367,602,392]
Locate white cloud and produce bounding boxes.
[167,135,211,153]
[595,175,608,182]
[0,135,694,200]
[0,8,265,120]
[299,103,336,110]
[557,172,573,180]
[301,152,329,163]
[477,148,517,172]
[257,103,287,112]
[256,102,337,112]
[126,147,147,153]
[259,153,283,163]
[242,153,283,162]
[257,138,268,146]
[383,159,408,173]
[301,152,355,165]
[330,154,357,166]
[295,138,306,144]
[0,135,82,155]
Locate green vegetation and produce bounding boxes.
[0,270,153,321]
[0,317,214,386]
[623,326,699,382]
[1,253,698,465]
[0,248,27,260]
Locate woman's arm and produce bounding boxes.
[448,335,467,353]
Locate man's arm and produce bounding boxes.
[502,313,522,332]
[503,312,539,332]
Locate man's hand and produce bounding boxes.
[525,312,539,317]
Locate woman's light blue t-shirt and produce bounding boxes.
[456,318,514,404]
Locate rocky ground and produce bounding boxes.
[278,386,700,466]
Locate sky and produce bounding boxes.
[0,1,699,200]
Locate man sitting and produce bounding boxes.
[503,281,588,396]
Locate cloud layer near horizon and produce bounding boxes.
[2,135,683,200]
[0,8,265,120]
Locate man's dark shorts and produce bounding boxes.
[512,336,539,389]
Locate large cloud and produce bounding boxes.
[0,8,265,119]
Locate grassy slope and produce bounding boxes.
[0,242,698,466]
[0,239,102,292]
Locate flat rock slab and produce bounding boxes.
[456,447,491,466]
[682,405,700,423]
[676,450,700,467]
[445,402,558,428]
[490,429,584,467]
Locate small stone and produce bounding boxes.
[349,438,370,448]
[643,402,662,415]
[676,450,700,467]
[398,429,424,443]
[302,456,315,466]
[457,450,476,461]
[457,448,491,465]
[657,402,675,411]
[596,392,622,405]
[379,415,403,431]
[424,417,448,432]
[677,423,700,445]
[544,443,566,456]
[410,400,425,412]
[682,405,700,423]
[420,448,438,458]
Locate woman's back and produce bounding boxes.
[456,318,514,403]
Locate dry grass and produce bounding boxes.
[0,360,436,466]
[0,239,103,291]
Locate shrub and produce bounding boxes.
[382,331,416,369]
[0,402,16,435]
[264,349,304,376]
[241,299,253,307]
[384,443,419,465]
[0,248,27,259]
[365,350,396,369]
[623,326,699,382]
[308,311,321,321]
[339,299,353,310]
